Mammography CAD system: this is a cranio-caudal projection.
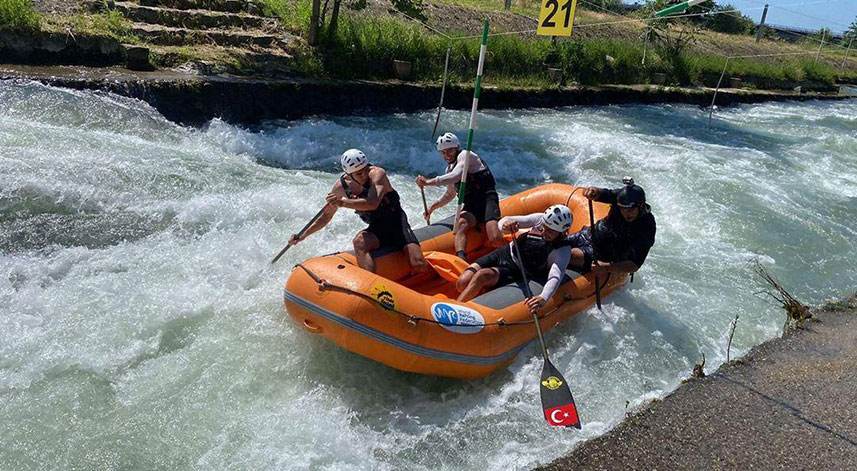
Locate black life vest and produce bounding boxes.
[339,167,402,225]
[516,225,568,275]
[592,203,653,262]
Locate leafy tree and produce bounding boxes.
[844,19,857,41]
[704,3,755,35]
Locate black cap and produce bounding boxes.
[617,178,645,207]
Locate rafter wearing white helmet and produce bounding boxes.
[542,204,574,233]
[436,132,460,151]
[340,149,368,174]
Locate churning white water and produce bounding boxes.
[1,80,855,470]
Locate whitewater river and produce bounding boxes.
[1,80,855,470]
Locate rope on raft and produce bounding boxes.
[293,263,610,328]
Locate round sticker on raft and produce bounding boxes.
[430,302,485,334]
[370,283,396,311]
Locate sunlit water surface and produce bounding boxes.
[1,80,855,469]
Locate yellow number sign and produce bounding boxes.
[537,0,579,37]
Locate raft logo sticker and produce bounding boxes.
[430,302,485,334]
[542,376,563,390]
[370,283,396,311]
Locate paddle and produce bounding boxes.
[587,199,603,311]
[511,237,581,429]
[270,205,327,265]
[421,186,430,225]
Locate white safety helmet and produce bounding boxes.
[542,204,574,233]
[436,132,460,151]
[340,149,368,173]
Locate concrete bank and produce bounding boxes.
[539,296,857,471]
[1,64,853,126]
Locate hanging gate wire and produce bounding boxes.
[432,45,452,140]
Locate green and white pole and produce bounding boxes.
[654,0,705,18]
[453,19,490,236]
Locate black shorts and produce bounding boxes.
[474,245,522,287]
[565,229,594,274]
[463,189,501,224]
[365,211,419,251]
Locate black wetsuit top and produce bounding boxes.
[339,166,403,225]
[590,188,657,267]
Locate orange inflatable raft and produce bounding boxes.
[283,184,628,378]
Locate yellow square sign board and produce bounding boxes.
[537,0,579,37]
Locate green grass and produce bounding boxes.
[0,0,41,32]
[63,9,140,43]
[13,0,848,88]
[257,0,311,33]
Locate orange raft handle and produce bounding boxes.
[292,263,605,328]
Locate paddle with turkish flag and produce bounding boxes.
[511,237,581,429]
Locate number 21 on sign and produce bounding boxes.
[537,0,578,37]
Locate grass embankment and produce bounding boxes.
[258,0,852,89]
[4,0,855,88]
[0,0,41,31]
[1,0,140,42]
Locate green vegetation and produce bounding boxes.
[64,8,140,43]
[258,0,312,32]
[4,0,853,88]
[0,0,41,32]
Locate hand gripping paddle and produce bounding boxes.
[511,237,581,429]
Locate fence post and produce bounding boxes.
[755,4,769,43]
[815,29,826,64]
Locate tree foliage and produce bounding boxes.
[845,18,857,41]
[640,1,755,35]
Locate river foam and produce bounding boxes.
[2,80,855,469]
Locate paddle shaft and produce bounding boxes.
[421,186,430,224]
[511,237,550,360]
[270,205,327,265]
[587,199,603,310]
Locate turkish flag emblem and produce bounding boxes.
[544,404,580,427]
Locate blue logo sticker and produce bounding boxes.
[430,302,485,334]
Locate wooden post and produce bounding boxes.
[842,38,854,71]
[755,4,768,43]
[815,29,826,64]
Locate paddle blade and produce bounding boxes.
[540,358,581,429]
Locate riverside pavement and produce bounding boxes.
[539,296,857,470]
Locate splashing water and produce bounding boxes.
[1,80,855,470]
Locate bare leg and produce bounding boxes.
[353,231,381,273]
[455,212,476,255]
[485,219,503,247]
[455,264,481,293]
[404,243,430,274]
[569,247,587,270]
[457,268,499,302]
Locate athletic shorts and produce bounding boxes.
[565,229,594,274]
[365,210,419,251]
[474,245,522,287]
[463,189,501,224]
